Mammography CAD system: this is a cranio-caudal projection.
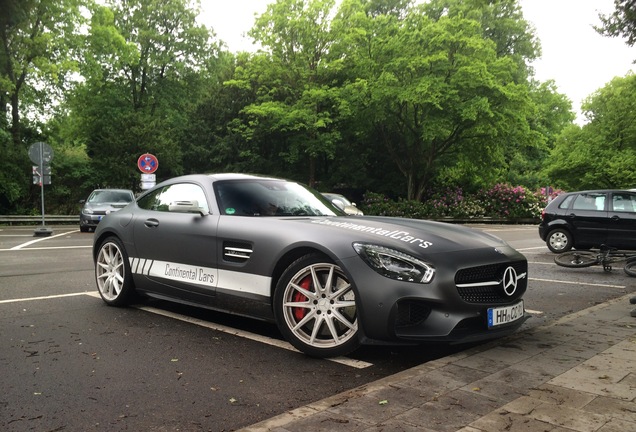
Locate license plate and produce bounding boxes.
[488,301,524,328]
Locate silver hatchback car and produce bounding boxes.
[79,189,135,232]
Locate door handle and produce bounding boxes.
[144,218,159,228]
[611,215,620,221]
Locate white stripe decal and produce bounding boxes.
[218,269,271,297]
[128,257,271,296]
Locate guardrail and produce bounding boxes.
[0,215,78,225]
[0,215,538,226]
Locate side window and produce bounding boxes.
[137,184,209,213]
[137,188,163,210]
[558,195,574,209]
[612,193,636,213]
[572,192,606,211]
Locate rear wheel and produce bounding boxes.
[624,257,636,277]
[95,236,136,306]
[546,228,572,253]
[273,254,359,358]
[554,251,599,268]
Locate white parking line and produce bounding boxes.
[12,291,373,369]
[0,245,91,252]
[135,304,373,369]
[0,292,90,304]
[525,309,543,315]
[9,230,80,250]
[530,277,626,289]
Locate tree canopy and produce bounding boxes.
[2,0,629,214]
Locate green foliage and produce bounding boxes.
[597,0,636,47]
[0,0,597,213]
[361,184,547,220]
[545,74,636,190]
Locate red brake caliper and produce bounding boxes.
[292,276,311,321]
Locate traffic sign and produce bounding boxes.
[28,142,54,165]
[138,153,159,173]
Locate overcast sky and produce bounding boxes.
[199,0,636,123]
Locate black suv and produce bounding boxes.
[539,189,636,253]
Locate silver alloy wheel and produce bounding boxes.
[549,231,569,251]
[281,263,357,349]
[96,241,126,301]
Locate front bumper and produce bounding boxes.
[80,213,106,227]
[340,246,528,345]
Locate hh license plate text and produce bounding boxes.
[488,301,524,328]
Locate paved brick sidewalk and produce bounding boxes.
[240,294,636,432]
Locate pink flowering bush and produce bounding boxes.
[360,184,550,220]
[475,184,547,219]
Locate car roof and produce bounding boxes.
[92,188,134,193]
[155,173,288,185]
[557,189,635,195]
[206,173,283,181]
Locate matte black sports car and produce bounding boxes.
[93,173,528,358]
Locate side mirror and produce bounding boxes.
[331,199,345,212]
[168,200,208,216]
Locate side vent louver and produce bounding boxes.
[223,242,253,263]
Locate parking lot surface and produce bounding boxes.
[1,224,634,431]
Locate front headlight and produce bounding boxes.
[353,243,435,284]
[82,208,94,215]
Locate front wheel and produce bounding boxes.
[554,251,599,268]
[95,236,136,306]
[273,254,360,358]
[624,257,636,277]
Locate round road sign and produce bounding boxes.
[138,153,159,173]
[28,142,54,165]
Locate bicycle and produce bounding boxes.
[554,245,636,275]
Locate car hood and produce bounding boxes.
[343,205,364,215]
[85,202,131,211]
[307,215,510,255]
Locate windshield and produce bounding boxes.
[215,180,342,217]
[88,190,133,204]
[324,194,352,206]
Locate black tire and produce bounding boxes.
[546,228,573,253]
[95,236,136,306]
[80,225,89,233]
[624,257,636,277]
[554,251,599,268]
[273,253,360,358]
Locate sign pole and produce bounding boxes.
[39,142,46,228]
[29,141,54,237]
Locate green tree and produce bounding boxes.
[507,79,574,187]
[68,0,219,188]
[545,74,636,190]
[0,0,84,146]
[597,0,636,47]
[227,0,348,186]
[0,0,85,212]
[333,0,536,200]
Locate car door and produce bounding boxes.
[606,191,636,249]
[566,192,609,248]
[131,182,219,302]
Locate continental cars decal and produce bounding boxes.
[129,257,272,296]
[312,219,433,248]
[130,258,217,287]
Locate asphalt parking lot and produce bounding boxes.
[1,224,634,431]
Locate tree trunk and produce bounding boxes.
[10,91,20,147]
